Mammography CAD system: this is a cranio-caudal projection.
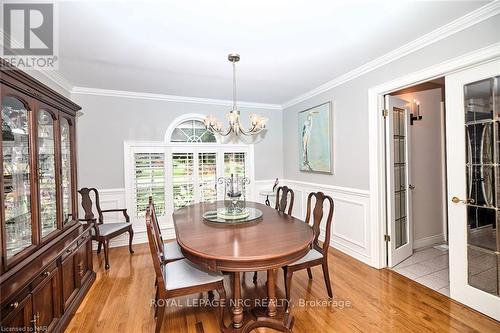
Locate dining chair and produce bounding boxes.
[145,198,226,333]
[253,186,295,283]
[149,197,184,265]
[78,187,134,270]
[282,191,334,308]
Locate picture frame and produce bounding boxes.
[298,101,333,174]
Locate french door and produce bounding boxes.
[446,59,500,320]
[385,95,413,267]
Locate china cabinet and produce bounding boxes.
[0,59,95,332]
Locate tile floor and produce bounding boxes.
[391,246,450,296]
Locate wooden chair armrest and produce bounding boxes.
[101,208,130,222]
[78,218,99,237]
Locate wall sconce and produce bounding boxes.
[410,99,422,125]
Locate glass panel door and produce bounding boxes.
[60,117,73,224]
[446,59,500,320]
[2,95,34,258]
[385,95,413,267]
[37,109,58,238]
[464,75,499,296]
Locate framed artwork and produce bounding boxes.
[298,102,333,173]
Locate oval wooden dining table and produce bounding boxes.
[173,201,314,332]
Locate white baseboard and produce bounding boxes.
[413,233,445,250]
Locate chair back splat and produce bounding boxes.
[146,198,167,291]
[275,186,295,215]
[79,187,104,224]
[305,192,334,257]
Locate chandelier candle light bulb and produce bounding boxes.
[204,54,268,136]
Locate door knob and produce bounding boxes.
[451,196,475,204]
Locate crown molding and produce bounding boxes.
[2,1,498,110]
[71,86,282,110]
[281,0,500,109]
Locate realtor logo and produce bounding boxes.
[2,3,58,69]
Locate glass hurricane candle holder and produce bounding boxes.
[218,174,250,219]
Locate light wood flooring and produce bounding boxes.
[65,243,500,332]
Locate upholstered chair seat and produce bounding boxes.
[146,198,226,333]
[164,259,223,291]
[91,222,130,236]
[289,248,323,266]
[163,242,184,262]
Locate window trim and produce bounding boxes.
[164,113,220,143]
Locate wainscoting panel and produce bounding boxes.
[282,180,372,265]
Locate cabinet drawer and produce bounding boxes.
[61,242,79,261]
[0,288,30,321]
[30,262,58,289]
[0,293,33,331]
[77,231,91,246]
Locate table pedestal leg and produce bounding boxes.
[232,272,243,329]
[267,269,277,317]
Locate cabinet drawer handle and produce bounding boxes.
[10,301,19,309]
[43,271,50,277]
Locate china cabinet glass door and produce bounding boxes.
[1,95,34,258]
[60,117,73,224]
[37,109,58,238]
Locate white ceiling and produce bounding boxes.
[58,0,488,104]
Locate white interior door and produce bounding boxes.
[446,59,500,320]
[385,95,413,267]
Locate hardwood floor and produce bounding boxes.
[65,243,500,333]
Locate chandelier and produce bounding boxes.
[204,54,268,136]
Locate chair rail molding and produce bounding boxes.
[92,181,373,263]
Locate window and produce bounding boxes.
[125,116,254,224]
[134,152,165,218]
[170,120,216,143]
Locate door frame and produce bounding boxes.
[367,43,500,269]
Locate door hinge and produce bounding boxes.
[384,234,391,242]
[382,109,388,118]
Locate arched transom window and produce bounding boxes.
[170,119,216,143]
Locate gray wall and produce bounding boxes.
[282,15,500,190]
[395,88,445,245]
[72,94,283,189]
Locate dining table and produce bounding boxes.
[173,201,314,332]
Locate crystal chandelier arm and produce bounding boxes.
[208,123,233,136]
[239,124,263,136]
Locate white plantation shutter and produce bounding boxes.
[198,152,217,203]
[172,152,194,209]
[134,152,165,218]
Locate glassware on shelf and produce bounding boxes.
[60,118,73,224]
[37,110,57,238]
[2,96,33,258]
